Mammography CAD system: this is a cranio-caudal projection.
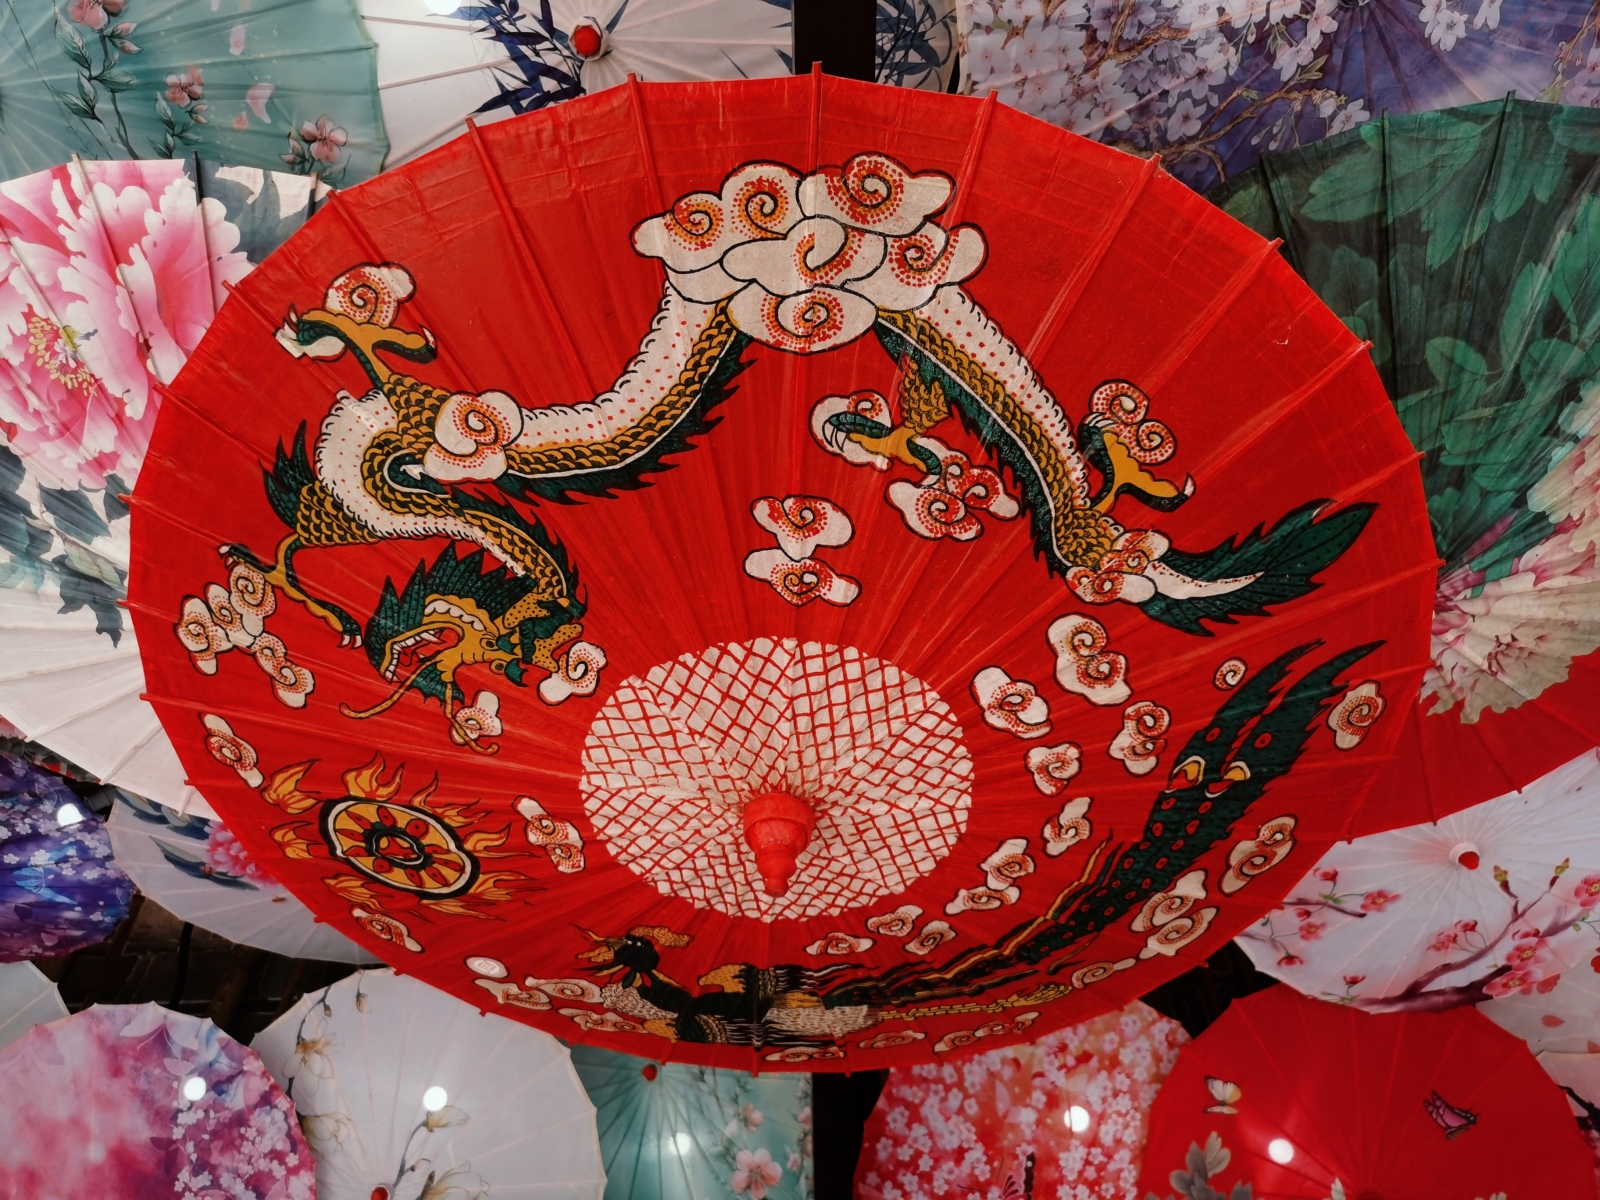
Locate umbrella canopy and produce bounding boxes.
[855,999,1187,1200]
[0,156,321,816]
[1137,985,1593,1200]
[252,968,606,1199]
[0,753,131,961]
[0,960,68,1052]
[0,0,385,181]
[570,1043,812,1200]
[129,74,1434,1069]
[1538,1052,1600,1192]
[1489,953,1600,1054]
[108,791,374,962]
[954,0,1597,191]
[1234,749,1600,1011]
[1214,98,1600,827]
[357,0,794,167]
[0,1001,316,1197]
[877,0,958,92]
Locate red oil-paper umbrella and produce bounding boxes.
[126,73,1434,1070]
[1138,984,1594,1200]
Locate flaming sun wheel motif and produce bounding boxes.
[581,638,973,920]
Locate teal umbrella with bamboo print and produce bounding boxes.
[0,0,385,182]
[1211,96,1600,830]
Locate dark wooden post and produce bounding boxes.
[792,0,877,81]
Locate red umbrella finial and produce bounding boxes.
[742,793,815,896]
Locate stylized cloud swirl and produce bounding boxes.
[633,154,986,353]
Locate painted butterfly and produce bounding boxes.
[1423,1090,1478,1139]
[999,1152,1035,1200]
[1205,1076,1242,1115]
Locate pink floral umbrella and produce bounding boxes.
[1235,749,1600,1011]
[0,156,317,815]
[0,1002,316,1197]
[854,1000,1187,1199]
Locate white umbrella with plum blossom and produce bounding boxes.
[1235,749,1600,1011]
[253,968,606,1200]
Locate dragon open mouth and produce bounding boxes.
[382,624,462,681]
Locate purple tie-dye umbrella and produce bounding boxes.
[0,755,131,960]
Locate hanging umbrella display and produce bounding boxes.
[0,0,385,181]
[0,753,131,960]
[570,1043,812,1200]
[1233,749,1600,1011]
[0,156,322,815]
[127,73,1435,1069]
[1213,98,1600,827]
[953,0,1599,191]
[855,999,1187,1200]
[253,968,606,1199]
[0,1001,316,1196]
[357,0,793,167]
[0,961,68,1052]
[108,792,374,962]
[1137,984,1593,1200]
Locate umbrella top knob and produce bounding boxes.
[742,792,816,897]
[571,19,606,59]
[1450,841,1480,870]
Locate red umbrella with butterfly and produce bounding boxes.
[1137,984,1594,1200]
[126,73,1434,1070]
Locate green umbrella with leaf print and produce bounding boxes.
[1211,96,1600,830]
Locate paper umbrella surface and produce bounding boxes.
[570,1043,813,1200]
[0,961,67,1053]
[855,998,1188,1200]
[1137,985,1594,1200]
[954,0,1600,191]
[0,753,131,961]
[107,792,374,963]
[356,0,794,167]
[0,1002,317,1198]
[253,969,606,1200]
[1215,99,1600,828]
[0,0,386,182]
[1235,749,1600,1013]
[129,75,1434,1068]
[0,156,321,816]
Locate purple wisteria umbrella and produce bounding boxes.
[0,754,131,960]
[955,0,1600,189]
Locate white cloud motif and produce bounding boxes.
[633,154,986,353]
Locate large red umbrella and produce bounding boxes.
[127,74,1434,1069]
[1138,985,1594,1200]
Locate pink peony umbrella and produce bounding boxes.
[0,156,318,815]
[855,1000,1187,1199]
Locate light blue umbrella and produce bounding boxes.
[0,0,386,182]
[572,1045,813,1200]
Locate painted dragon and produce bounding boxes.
[231,152,1373,735]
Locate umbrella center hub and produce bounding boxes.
[1450,841,1480,870]
[581,638,973,919]
[571,19,606,59]
[742,791,816,896]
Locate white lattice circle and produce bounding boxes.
[581,638,973,919]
